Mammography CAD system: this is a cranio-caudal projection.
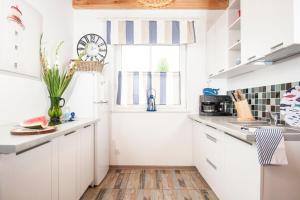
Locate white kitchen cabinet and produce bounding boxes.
[192,121,225,199]
[241,0,300,64]
[78,125,94,196]
[192,120,261,200]
[192,121,205,174]
[58,130,79,200]
[206,11,228,77]
[206,24,217,77]
[58,125,95,200]
[215,12,228,73]
[240,0,267,63]
[0,141,52,200]
[223,133,261,200]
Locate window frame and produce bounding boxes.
[112,44,187,113]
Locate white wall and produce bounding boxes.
[73,10,207,166]
[0,0,73,125]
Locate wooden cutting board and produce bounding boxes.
[11,127,57,135]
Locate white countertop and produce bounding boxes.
[189,114,300,143]
[0,118,99,154]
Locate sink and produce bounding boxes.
[228,121,300,134]
[229,121,269,126]
[245,125,300,134]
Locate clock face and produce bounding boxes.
[77,34,107,62]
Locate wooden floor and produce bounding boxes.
[81,167,218,200]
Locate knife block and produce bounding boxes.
[235,100,255,121]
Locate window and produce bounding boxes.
[115,45,186,110]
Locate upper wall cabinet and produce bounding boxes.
[241,0,298,63]
[209,0,300,79]
[207,12,228,78]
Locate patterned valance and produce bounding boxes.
[106,20,196,45]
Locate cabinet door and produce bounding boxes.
[215,12,228,73]
[58,131,79,200]
[206,24,216,77]
[78,125,94,197]
[0,142,52,200]
[94,105,110,185]
[192,121,205,173]
[192,122,223,199]
[223,134,261,200]
[241,0,267,63]
[263,0,294,52]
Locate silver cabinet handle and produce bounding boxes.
[206,134,217,143]
[206,158,217,170]
[64,131,76,136]
[206,124,217,130]
[218,69,225,73]
[247,55,256,61]
[17,141,50,155]
[84,125,91,128]
[209,74,214,77]
[270,42,283,50]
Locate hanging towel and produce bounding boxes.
[255,128,288,165]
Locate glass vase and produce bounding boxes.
[48,96,65,126]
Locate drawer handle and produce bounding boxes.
[16,141,50,155]
[206,134,217,143]
[270,42,283,50]
[206,158,217,170]
[64,131,76,136]
[218,69,225,73]
[209,74,214,77]
[205,124,217,130]
[247,55,256,61]
[84,125,91,128]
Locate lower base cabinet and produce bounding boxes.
[192,121,261,200]
[0,141,52,200]
[0,124,95,200]
[59,130,79,200]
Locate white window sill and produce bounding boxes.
[111,106,189,113]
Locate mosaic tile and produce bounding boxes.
[228,81,300,123]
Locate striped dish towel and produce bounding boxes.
[255,128,288,165]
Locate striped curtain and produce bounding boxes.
[116,72,181,105]
[107,20,196,45]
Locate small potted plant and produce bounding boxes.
[40,37,79,126]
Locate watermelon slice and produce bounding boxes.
[20,116,49,129]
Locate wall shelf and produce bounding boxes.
[228,17,240,30]
[228,41,241,51]
[228,0,240,9]
[209,63,267,79]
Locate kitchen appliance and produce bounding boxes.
[203,88,219,96]
[146,89,157,112]
[199,95,232,116]
[67,71,109,185]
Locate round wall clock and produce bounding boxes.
[77,33,107,62]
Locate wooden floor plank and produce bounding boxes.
[81,167,218,200]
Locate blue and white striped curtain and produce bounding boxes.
[116,72,181,105]
[107,20,196,45]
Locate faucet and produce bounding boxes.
[268,111,280,126]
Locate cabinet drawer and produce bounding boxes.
[202,125,224,168]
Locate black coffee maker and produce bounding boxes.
[199,95,232,116]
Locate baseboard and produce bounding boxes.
[109,165,197,170]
